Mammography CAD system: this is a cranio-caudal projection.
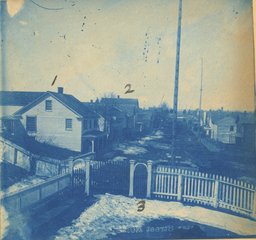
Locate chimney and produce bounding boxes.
[90,100,93,103]
[117,95,120,99]
[58,87,63,94]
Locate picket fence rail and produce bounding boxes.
[152,166,256,219]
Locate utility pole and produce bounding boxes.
[198,58,203,140]
[170,0,183,165]
[199,58,203,112]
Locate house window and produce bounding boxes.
[89,119,92,129]
[83,120,87,130]
[94,119,98,128]
[66,119,72,130]
[230,125,234,132]
[45,100,52,111]
[83,120,88,130]
[26,116,37,132]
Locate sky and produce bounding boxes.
[0,0,255,111]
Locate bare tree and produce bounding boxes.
[159,101,170,111]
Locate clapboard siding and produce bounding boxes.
[20,96,82,152]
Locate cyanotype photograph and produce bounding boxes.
[0,0,256,239]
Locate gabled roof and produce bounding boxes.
[107,106,123,113]
[101,97,139,116]
[49,92,99,118]
[101,97,139,106]
[0,91,44,106]
[209,111,228,124]
[13,91,99,118]
[209,110,255,125]
[215,116,236,125]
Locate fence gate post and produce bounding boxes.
[68,157,74,176]
[177,171,183,201]
[147,160,153,198]
[85,158,90,196]
[129,160,135,197]
[214,180,219,208]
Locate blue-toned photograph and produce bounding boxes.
[0,0,255,239]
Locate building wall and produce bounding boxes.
[216,119,237,144]
[211,124,218,141]
[20,96,82,152]
[81,117,100,135]
[240,123,255,150]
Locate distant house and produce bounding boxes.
[210,117,238,144]
[100,96,139,129]
[84,96,139,141]
[135,109,153,132]
[106,106,129,141]
[236,114,255,150]
[1,88,107,153]
[207,111,255,148]
[0,91,44,116]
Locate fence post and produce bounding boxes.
[85,158,90,196]
[177,171,183,201]
[214,180,219,208]
[68,157,74,176]
[17,195,21,211]
[129,160,135,197]
[13,148,17,165]
[147,160,153,198]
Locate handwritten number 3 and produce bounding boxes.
[125,84,135,94]
[137,200,145,212]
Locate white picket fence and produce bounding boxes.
[152,166,256,219]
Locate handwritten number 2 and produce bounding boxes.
[137,200,145,212]
[125,84,135,94]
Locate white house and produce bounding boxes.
[12,88,106,153]
[209,116,237,144]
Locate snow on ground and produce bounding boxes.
[1,176,46,197]
[53,194,256,240]
[141,130,163,141]
[136,130,171,150]
[112,156,127,162]
[116,144,147,155]
[73,162,86,170]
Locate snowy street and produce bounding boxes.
[105,123,256,185]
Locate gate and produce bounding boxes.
[72,168,86,195]
[90,161,130,195]
[134,164,148,198]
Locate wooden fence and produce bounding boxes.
[1,173,71,214]
[90,161,130,195]
[72,168,86,195]
[152,166,256,219]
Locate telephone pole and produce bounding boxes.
[198,58,203,140]
[199,58,203,112]
[170,0,183,165]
